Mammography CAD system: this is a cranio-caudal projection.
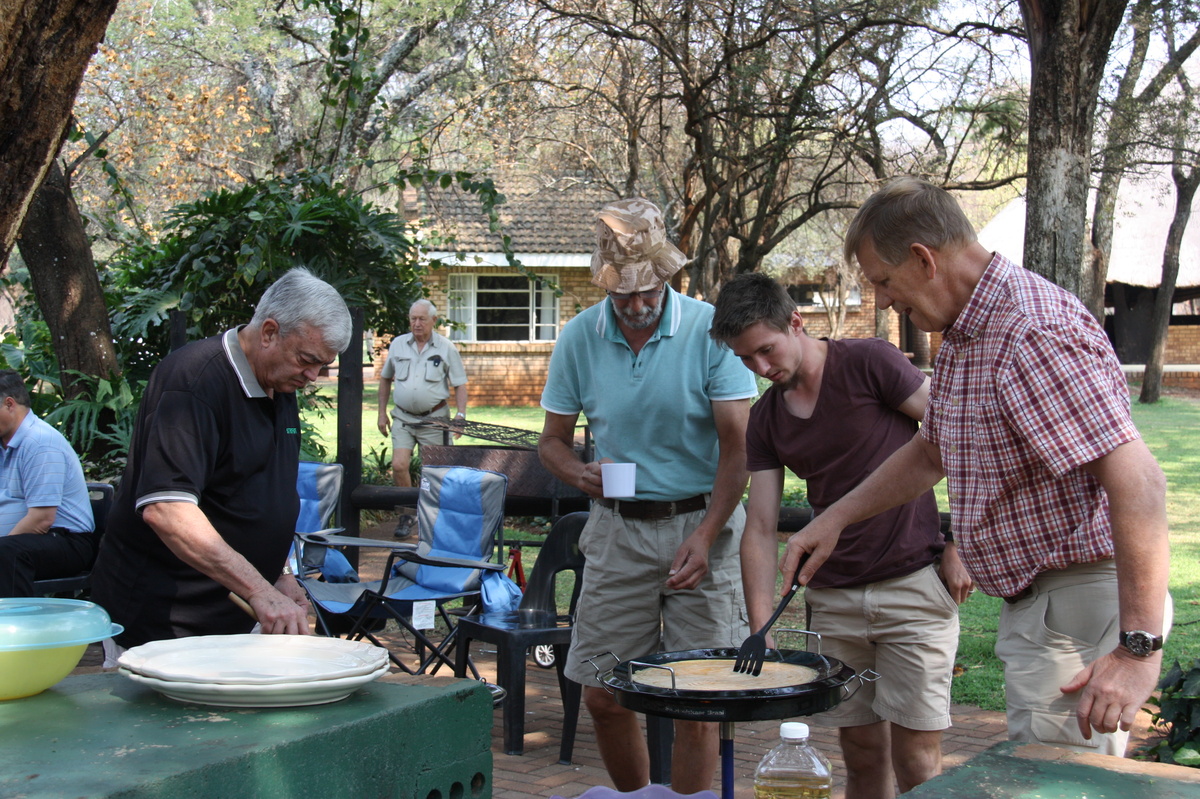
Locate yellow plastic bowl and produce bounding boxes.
[0,598,122,701]
[0,644,89,700]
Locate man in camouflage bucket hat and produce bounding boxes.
[539,198,757,792]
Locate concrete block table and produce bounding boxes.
[0,672,492,799]
[905,740,1200,798]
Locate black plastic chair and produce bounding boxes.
[33,483,115,597]
[454,511,587,762]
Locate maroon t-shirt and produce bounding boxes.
[746,337,942,588]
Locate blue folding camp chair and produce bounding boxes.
[296,465,510,675]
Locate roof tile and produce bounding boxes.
[419,175,616,254]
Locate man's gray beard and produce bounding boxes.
[616,302,664,330]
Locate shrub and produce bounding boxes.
[1148,658,1200,766]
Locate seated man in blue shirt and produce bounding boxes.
[0,370,95,597]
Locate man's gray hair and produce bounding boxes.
[250,267,353,352]
[410,298,437,318]
[844,177,977,267]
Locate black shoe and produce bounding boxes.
[393,515,415,539]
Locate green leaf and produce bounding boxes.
[1174,743,1200,767]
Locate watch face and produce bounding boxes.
[1123,631,1159,656]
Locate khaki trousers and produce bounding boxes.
[996,560,1172,756]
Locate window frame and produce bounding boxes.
[447,273,559,342]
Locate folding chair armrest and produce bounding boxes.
[391,550,505,571]
[298,531,413,551]
[298,531,501,571]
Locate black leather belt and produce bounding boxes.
[407,399,447,417]
[595,495,707,520]
[1003,585,1033,604]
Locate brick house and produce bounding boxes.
[390,179,902,407]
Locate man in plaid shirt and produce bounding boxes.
[785,178,1170,757]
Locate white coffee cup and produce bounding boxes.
[600,462,637,498]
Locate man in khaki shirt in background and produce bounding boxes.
[377,299,468,536]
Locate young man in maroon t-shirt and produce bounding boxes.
[711,273,971,799]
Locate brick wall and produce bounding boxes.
[1166,325,1200,364]
[797,289,895,345]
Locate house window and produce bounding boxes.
[447,274,558,342]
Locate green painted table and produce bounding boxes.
[0,672,492,799]
[906,741,1200,798]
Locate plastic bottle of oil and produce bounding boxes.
[752,721,832,799]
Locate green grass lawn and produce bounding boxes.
[304,383,1200,712]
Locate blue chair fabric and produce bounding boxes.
[292,461,357,583]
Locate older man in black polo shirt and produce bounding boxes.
[92,268,352,653]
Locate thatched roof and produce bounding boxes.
[977,170,1200,290]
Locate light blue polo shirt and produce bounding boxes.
[541,287,757,501]
[0,411,93,535]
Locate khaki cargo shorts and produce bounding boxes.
[804,563,959,731]
[564,502,749,686]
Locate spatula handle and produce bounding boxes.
[754,552,809,637]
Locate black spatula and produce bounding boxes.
[732,554,807,676]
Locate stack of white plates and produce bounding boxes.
[118,634,390,707]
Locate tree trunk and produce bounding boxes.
[910,328,931,369]
[875,308,889,339]
[0,0,120,261]
[1019,0,1129,299]
[1087,1,1200,320]
[1140,167,1199,404]
[16,160,120,396]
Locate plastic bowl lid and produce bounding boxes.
[0,598,123,651]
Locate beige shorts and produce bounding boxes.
[391,412,450,451]
[803,563,959,731]
[564,502,749,687]
[996,559,1172,757]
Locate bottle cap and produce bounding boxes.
[780,721,809,740]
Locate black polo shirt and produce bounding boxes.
[92,329,301,647]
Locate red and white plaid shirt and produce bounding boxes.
[922,253,1140,597]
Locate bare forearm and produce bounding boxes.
[454,384,467,416]
[143,502,276,600]
[144,501,309,635]
[693,448,748,546]
[7,507,57,535]
[1092,441,1170,635]
[539,412,597,495]
[691,398,751,543]
[377,379,392,417]
[784,433,943,585]
[739,503,787,628]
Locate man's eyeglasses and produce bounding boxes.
[608,285,665,302]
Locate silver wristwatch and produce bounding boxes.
[1118,630,1164,657]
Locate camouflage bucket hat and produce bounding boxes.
[590,198,687,294]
